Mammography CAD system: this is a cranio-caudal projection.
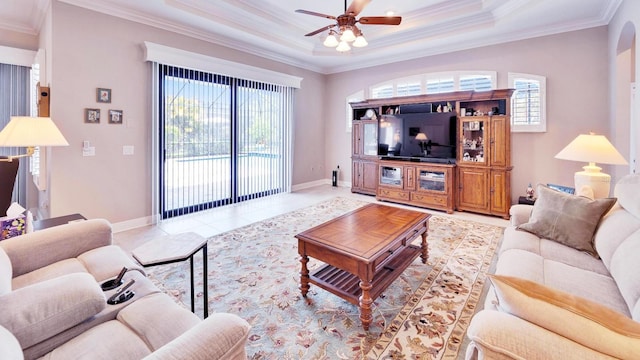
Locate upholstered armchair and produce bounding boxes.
[0,218,250,360]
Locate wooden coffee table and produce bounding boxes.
[296,203,430,330]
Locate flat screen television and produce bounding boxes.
[377,111,457,164]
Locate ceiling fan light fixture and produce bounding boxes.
[336,40,351,52]
[353,34,368,47]
[323,31,339,47]
[340,28,356,42]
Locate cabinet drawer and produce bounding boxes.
[411,193,447,206]
[378,187,410,201]
[373,239,405,273]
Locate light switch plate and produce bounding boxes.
[82,147,95,157]
[123,145,134,155]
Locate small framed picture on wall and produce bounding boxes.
[109,110,123,124]
[85,108,100,123]
[96,88,111,103]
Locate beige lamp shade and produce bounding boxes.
[415,132,428,141]
[555,133,627,165]
[0,116,69,147]
[555,133,627,198]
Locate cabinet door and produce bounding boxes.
[490,116,509,167]
[362,121,378,156]
[458,167,489,211]
[405,166,416,191]
[490,169,510,216]
[380,165,403,188]
[352,122,363,156]
[416,168,447,193]
[352,161,363,189]
[362,161,379,193]
[459,117,488,164]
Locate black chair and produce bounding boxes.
[0,157,19,216]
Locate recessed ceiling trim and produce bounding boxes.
[0,17,38,35]
[166,0,314,52]
[51,0,625,75]
[58,0,325,73]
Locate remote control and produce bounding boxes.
[114,267,127,284]
[108,279,135,303]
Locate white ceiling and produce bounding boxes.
[0,0,622,74]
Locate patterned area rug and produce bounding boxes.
[145,197,503,359]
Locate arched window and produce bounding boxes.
[370,71,496,98]
[346,90,365,132]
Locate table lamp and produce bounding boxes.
[415,132,429,156]
[0,116,69,162]
[554,132,627,198]
[0,117,69,213]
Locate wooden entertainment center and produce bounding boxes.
[350,89,514,219]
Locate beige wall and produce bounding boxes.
[324,27,611,202]
[2,1,638,226]
[46,1,325,225]
[609,0,639,179]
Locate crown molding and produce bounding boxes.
[58,0,326,73]
[54,0,625,75]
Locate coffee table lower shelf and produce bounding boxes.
[309,245,421,305]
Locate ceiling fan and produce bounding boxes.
[295,0,402,52]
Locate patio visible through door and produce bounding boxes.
[158,65,293,219]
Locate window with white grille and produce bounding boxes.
[346,90,364,132]
[370,84,393,99]
[396,80,422,97]
[425,77,454,94]
[459,74,493,91]
[509,73,546,132]
[352,71,497,131]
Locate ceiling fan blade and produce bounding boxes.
[345,0,371,17]
[359,16,402,25]
[304,25,336,37]
[295,9,336,20]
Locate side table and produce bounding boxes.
[518,196,536,205]
[33,213,86,231]
[132,232,208,318]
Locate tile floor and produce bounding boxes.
[113,184,509,253]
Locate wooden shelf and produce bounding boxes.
[309,245,421,305]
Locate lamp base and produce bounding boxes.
[574,164,611,199]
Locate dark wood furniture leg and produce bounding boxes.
[359,279,373,331]
[420,231,428,264]
[300,254,310,297]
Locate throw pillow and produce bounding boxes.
[614,174,640,220]
[517,184,615,257]
[488,275,640,359]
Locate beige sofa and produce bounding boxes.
[465,175,640,359]
[0,219,250,360]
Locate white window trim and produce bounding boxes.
[508,72,547,133]
[0,45,36,67]
[144,41,303,88]
[346,90,365,132]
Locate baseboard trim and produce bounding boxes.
[292,179,350,191]
[111,215,158,233]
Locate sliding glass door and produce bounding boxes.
[158,65,292,219]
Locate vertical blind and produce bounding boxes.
[158,64,293,219]
[0,63,31,207]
